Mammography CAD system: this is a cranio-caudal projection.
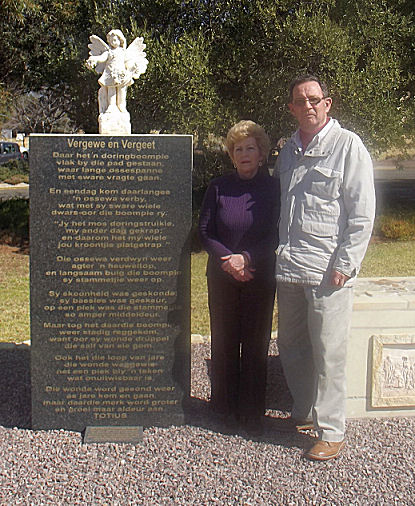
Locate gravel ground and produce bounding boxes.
[1,341,415,505]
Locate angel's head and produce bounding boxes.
[107,29,126,49]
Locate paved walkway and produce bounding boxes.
[0,182,29,201]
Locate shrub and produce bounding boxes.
[0,160,29,184]
[375,208,415,240]
[0,198,29,244]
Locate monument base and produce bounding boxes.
[347,277,415,418]
[99,110,131,134]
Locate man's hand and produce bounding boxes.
[330,270,350,287]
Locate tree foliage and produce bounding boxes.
[4,87,76,134]
[0,0,414,188]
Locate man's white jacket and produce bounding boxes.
[275,118,376,286]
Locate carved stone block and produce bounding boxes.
[372,334,415,407]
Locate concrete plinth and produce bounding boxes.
[98,110,131,134]
[347,277,415,418]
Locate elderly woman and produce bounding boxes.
[199,120,280,434]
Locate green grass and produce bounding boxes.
[359,241,415,277]
[0,241,414,343]
[0,246,30,343]
[191,252,209,335]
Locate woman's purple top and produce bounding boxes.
[199,170,280,277]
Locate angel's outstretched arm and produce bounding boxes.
[86,35,110,71]
[86,51,109,68]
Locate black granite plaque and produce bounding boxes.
[30,135,192,431]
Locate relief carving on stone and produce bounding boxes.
[372,334,415,407]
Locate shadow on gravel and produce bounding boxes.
[184,395,310,450]
[266,354,293,412]
[0,345,31,429]
[197,353,292,412]
[184,353,308,449]
[0,343,300,450]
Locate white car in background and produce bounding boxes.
[20,146,29,161]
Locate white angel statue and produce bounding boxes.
[86,29,148,115]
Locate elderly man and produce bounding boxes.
[274,75,376,461]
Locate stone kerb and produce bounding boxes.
[347,277,415,418]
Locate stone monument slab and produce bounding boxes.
[30,134,192,431]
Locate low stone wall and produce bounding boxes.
[347,277,415,418]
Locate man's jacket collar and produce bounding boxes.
[290,119,342,158]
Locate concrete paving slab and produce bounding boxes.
[0,182,29,201]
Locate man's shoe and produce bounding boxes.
[273,417,314,433]
[305,440,345,461]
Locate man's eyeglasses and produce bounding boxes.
[292,97,327,107]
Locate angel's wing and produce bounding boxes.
[125,37,149,78]
[88,35,109,74]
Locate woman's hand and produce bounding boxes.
[220,254,254,282]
